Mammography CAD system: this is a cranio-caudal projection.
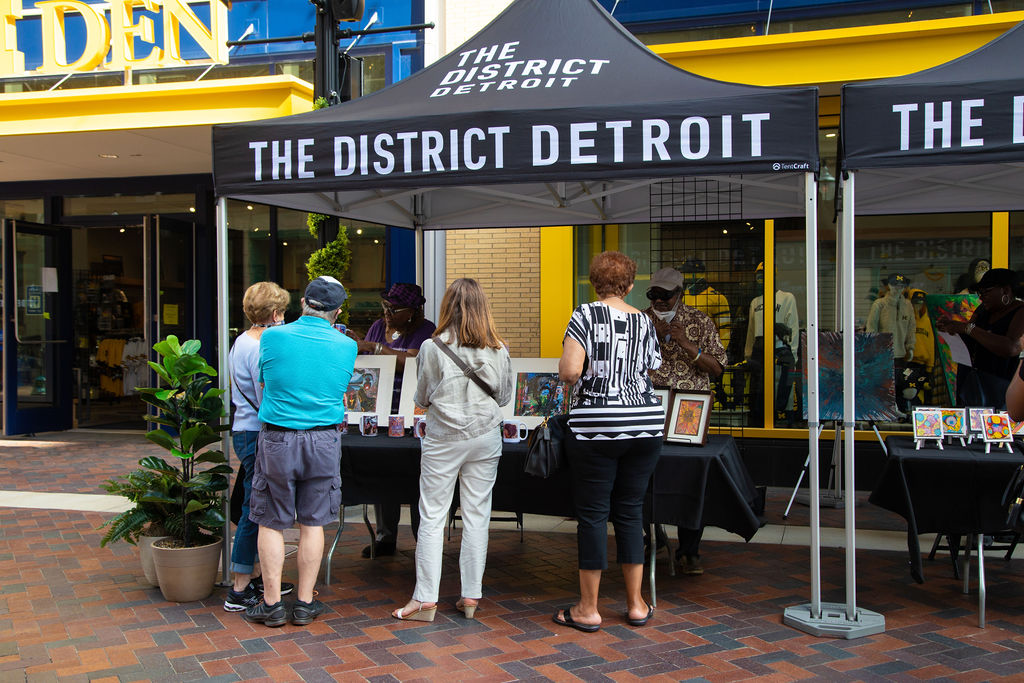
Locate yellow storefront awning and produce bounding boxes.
[0,75,313,182]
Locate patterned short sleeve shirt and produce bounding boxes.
[645,304,727,393]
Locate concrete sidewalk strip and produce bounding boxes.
[0,490,132,513]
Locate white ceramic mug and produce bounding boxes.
[360,414,378,437]
[413,416,427,438]
[502,420,528,443]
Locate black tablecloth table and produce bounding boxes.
[869,436,1023,627]
[337,433,762,538]
[870,436,1023,583]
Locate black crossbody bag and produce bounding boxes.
[434,339,498,399]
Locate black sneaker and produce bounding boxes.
[249,576,295,596]
[291,598,327,626]
[223,584,260,612]
[244,600,288,627]
[361,540,397,558]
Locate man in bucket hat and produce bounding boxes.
[244,276,357,627]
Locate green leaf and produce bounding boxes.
[139,456,177,473]
[203,464,233,475]
[145,429,177,452]
[190,432,222,453]
[179,425,204,452]
[146,362,171,385]
[184,499,209,515]
[140,491,176,505]
[154,389,175,401]
[169,447,191,460]
[180,339,201,355]
[194,449,226,464]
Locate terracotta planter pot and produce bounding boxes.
[151,538,223,602]
[138,535,170,586]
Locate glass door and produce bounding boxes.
[148,215,196,346]
[2,220,73,435]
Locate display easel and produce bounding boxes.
[784,420,888,519]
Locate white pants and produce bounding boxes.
[413,428,502,603]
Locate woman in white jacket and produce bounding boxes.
[391,278,514,622]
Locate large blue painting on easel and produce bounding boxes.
[801,331,898,421]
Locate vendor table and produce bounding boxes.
[327,433,764,597]
[868,435,1023,626]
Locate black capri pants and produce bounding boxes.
[565,434,661,570]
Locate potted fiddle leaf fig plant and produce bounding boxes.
[99,462,174,586]
[137,335,232,602]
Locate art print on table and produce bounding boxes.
[664,390,712,446]
[968,407,994,434]
[1012,418,1024,437]
[501,359,569,428]
[939,408,967,436]
[397,357,427,423]
[912,409,942,439]
[652,387,670,407]
[344,355,396,424]
[982,412,1014,453]
[514,372,570,417]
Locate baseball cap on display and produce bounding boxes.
[304,276,347,311]
[648,267,684,292]
[679,258,706,274]
[886,274,908,287]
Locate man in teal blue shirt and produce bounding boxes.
[245,276,357,628]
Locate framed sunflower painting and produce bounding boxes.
[665,390,713,446]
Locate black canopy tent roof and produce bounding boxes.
[210,0,827,616]
[817,21,1024,636]
[841,20,1024,214]
[211,0,819,229]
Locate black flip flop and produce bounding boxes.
[625,603,654,627]
[552,606,600,633]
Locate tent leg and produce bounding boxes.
[216,196,231,587]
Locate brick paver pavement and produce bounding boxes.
[2,431,1023,681]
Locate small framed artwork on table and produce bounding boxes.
[344,355,397,427]
[506,358,573,429]
[664,390,713,446]
[939,407,967,446]
[912,408,943,450]
[1012,417,1024,440]
[397,357,427,424]
[982,412,1014,453]
[652,387,670,408]
[967,407,993,443]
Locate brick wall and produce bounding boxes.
[446,227,541,357]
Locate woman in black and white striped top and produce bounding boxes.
[552,251,663,634]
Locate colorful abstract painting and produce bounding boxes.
[345,368,380,413]
[673,399,704,436]
[983,413,1013,442]
[801,331,898,421]
[968,407,993,433]
[925,294,979,404]
[940,408,966,436]
[1012,419,1024,436]
[514,372,570,417]
[912,409,942,438]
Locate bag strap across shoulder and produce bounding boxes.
[434,339,497,399]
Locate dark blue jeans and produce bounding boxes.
[230,431,259,574]
[566,434,661,570]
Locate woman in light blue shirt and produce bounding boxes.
[222,282,293,613]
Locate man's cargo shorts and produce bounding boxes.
[249,424,342,530]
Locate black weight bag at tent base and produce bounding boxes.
[524,414,569,479]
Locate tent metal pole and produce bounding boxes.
[415,225,424,289]
[804,172,821,619]
[841,172,857,620]
[216,196,231,586]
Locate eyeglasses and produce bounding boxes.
[646,288,678,302]
[381,302,411,314]
[975,286,998,297]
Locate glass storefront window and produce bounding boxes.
[63,193,195,216]
[344,222,387,335]
[275,208,316,320]
[0,199,44,222]
[228,201,273,337]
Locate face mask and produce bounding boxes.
[653,309,676,323]
[889,285,905,298]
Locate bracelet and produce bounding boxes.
[663,333,672,344]
[692,349,702,364]
[374,342,383,354]
[965,322,976,336]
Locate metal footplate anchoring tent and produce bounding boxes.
[210,0,822,601]
[835,20,1024,634]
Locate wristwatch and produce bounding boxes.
[965,322,976,336]
[663,332,672,344]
